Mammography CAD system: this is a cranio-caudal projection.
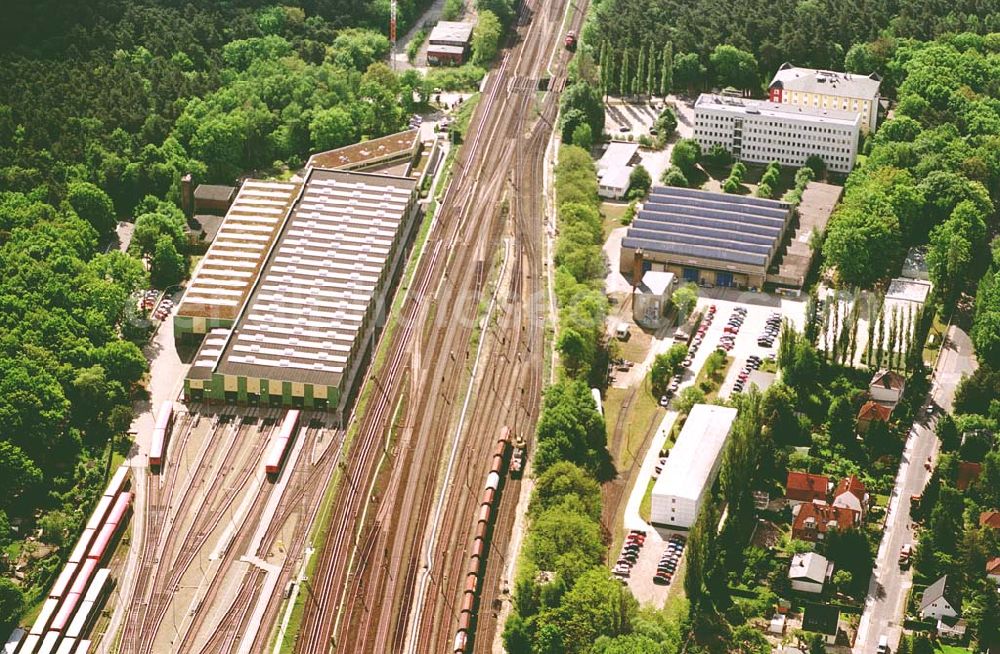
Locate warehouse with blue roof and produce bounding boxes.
[620,186,794,289]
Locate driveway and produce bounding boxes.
[854,324,978,652]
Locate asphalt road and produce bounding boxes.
[855,325,978,652]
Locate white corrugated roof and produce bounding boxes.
[652,404,737,501]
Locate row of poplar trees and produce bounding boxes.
[597,40,673,99]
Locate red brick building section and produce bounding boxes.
[980,511,1000,529]
[785,471,829,503]
[857,400,892,432]
[792,501,861,541]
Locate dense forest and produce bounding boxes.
[584,0,1000,81]
[0,0,446,630]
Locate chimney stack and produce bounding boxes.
[632,249,644,288]
[180,173,194,218]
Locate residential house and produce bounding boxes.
[987,557,1000,585]
[792,501,860,541]
[869,370,906,407]
[919,574,961,622]
[938,615,968,639]
[857,400,892,433]
[981,511,1000,529]
[802,603,840,645]
[957,461,982,491]
[789,552,833,594]
[832,475,868,517]
[786,471,830,505]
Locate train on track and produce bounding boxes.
[453,425,519,654]
[264,409,301,475]
[148,401,174,468]
[14,465,130,654]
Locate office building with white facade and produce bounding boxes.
[694,94,861,174]
[650,404,737,528]
[769,64,882,133]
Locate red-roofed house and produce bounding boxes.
[980,511,1000,529]
[785,471,830,505]
[987,557,1000,585]
[792,501,861,541]
[956,462,982,491]
[832,475,868,517]
[869,370,906,407]
[857,400,892,433]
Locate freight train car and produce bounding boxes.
[453,426,511,653]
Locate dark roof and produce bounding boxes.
[194,184,237,203]
[622,186,791,271]
[871,369,906,390]
[188,214,224,243]
[957,462,982,491]
[920,575,961,613]
[802,603,839,635]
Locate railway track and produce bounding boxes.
[291,0,579,652]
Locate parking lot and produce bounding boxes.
[687,291,808,398]
[617,288,808,606]
[614,529,688,608]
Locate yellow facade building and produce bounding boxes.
[768,64,882,133]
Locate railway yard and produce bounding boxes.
[7,0,583,651]
[293,0,581,651]
[109,407,343,654]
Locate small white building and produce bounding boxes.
[650,404,737,528]
[632,270,675,328]
[598,166,633,199]
[596,142,639,200]
[694,93,861,174]
[886,277,932,308]
[869,369,906,406]
[920,575,961,622]
[789,552,833,594]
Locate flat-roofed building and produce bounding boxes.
[184,168,419,420]
[620,186,794,289]
[695,93,861,174]
[426,21,474,65]
[306,129,420,173]
[768,63,882,133]
[650,404,737,528]
[174,180,303,338]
